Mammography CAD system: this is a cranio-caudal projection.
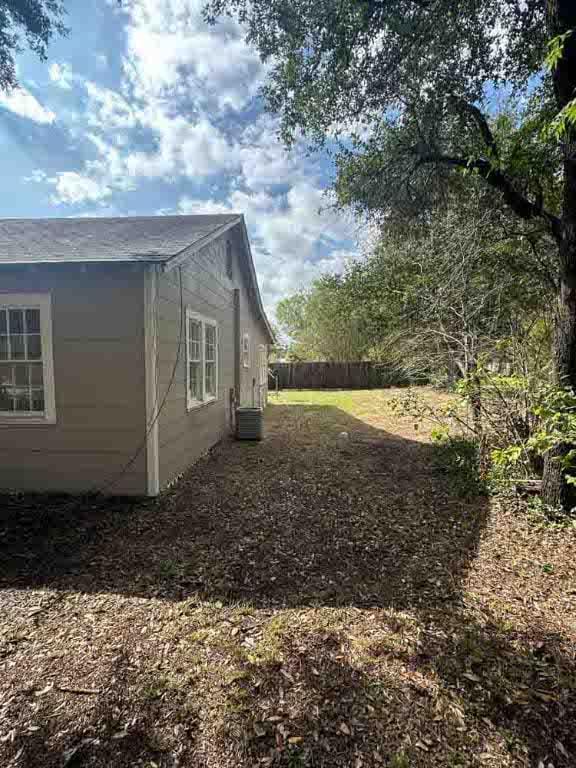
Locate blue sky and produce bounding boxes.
[0,0,358,316]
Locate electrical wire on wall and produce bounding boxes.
[89,266,185,496]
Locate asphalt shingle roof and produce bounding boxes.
[0,214,241,264]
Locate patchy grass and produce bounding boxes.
[1,388,575,767]
[272,387,449,439]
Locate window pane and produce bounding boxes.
[25,309,40,333]
[0,337,8,361]
[9,309,24,334]
[0,364,12,385]
[27,334,42,360]
[205,361,216,397]
[30,364,43,386]
[11,335,25,360]
[205,325,216,362]
[31,388,45,412]
[0,310,6,334]
[0,363,12,411]
[189,320,201,343]
[14,389,30,412]
[14,364,29,386]
[189,361,202,401]
[0,387,13,411]
[188,320,201,361]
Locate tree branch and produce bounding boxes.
[413,151,562,241]
[449,97,500,162]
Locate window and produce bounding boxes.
[0,293,56,423]
[186,309,218,409]
[242,333,250,368]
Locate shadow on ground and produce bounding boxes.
[1,402,574,767]
[0,404,487,611]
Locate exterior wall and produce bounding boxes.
[239,266,268,409]
[0,264,148,496]
[157,228,269,489]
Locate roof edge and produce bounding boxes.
[237,216,275,344]
[162,216,274,343]
[162,216,242,271]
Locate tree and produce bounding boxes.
[205,0,576,507]
[276,276,367,361]
[357,195,556,430]
[0,0,67,91]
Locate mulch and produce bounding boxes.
[1,397,575,767]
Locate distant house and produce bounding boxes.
[0,215,274,496]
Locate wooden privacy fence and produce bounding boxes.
[270,362,405,390]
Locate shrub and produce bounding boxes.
[431,432,486,498]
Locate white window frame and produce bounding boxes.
[242,332,250,368]
[0,293,56,425]
[185,308,219,411]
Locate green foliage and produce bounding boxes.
[488,384,576,495]
[389,752,410,768]
[545,98,576,140]
[431,433,486,499]
[529,386,576,482]
[277,185,555,380]
[0,1,68,91]
[544,31,573,72]
[276,275,369,362]
[526,495,576,530]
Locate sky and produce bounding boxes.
[0,0,359,318]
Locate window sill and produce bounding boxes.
[0,414,57,426]
[186,396,218,413]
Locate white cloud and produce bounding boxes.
[49,62,74,90]
[24,169,49,184]
[122,0,264,112]
[44,0,257,205]
[51,172,111,204]
[0,87,55,124]
[177,182,357,314]
[85,81,136,129]
[124,110,238,179]
[238,118,305,190]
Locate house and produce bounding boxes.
[0,215,274,497]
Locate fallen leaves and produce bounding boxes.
[0,390,575,767]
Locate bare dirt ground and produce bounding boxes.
[1,389,575,768]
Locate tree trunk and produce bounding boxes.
[541,0,576,509]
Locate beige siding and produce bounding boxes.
[0,264,148,495]
[157,228,269,489]
[239,277,268,409]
